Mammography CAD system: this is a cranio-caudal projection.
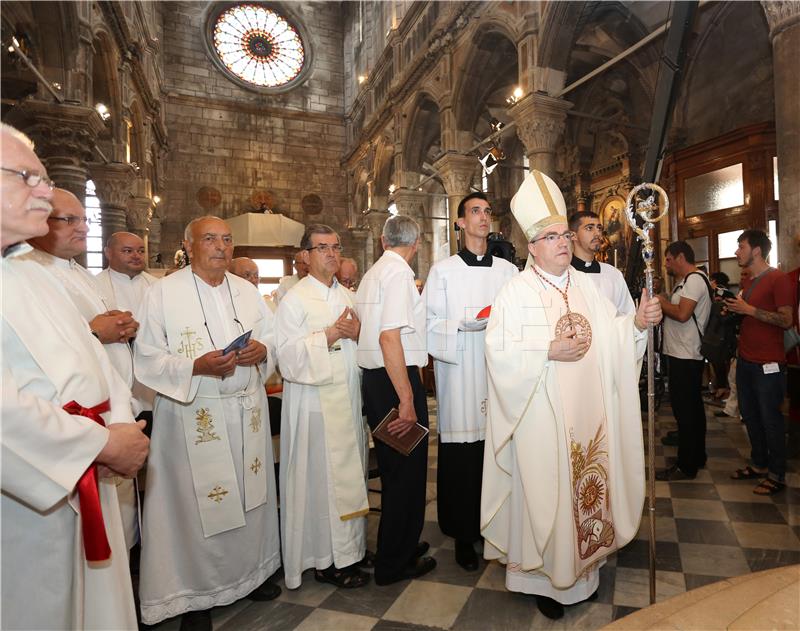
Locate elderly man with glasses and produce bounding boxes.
[274,224,371,590]
[134,215,282,630]
[481,171,662,621]
[1,125,148,629]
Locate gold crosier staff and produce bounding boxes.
[624,183,669,605]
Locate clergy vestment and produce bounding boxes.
[21,247,140,549]
[134,267,280,624]
[275,273,301,303]
[481,267,646,603]
[570,255,635,316]
[2,243,138,630]
[422,250,517,542]
[275,275,368,589]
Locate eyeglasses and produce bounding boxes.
[1,167,55,190]
[48,216,94,226]
[531,231,576,244]
[306,244,343,254]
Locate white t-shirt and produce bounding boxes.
[663,271,712,361]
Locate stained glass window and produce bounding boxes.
[212,4,305,88]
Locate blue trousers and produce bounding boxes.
[736,358,787,482]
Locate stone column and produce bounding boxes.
[89,162,136,252]
[6,100,105,201]
[433,153,478,255]
[364,210,391,262]
[392,187,429,277]
[762,1,800,270]
[508,92,572,178]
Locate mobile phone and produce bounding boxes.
[716,287,736,300]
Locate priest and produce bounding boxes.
[1,122,148,629]
[275,224,370,590]
[135,215,281,630]
[481,171,661,620]
[422,192,517,571]
[568,210,635,315]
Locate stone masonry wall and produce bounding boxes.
[159,1,348,258]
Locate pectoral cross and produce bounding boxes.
[208,485,228,503]
[177,327,203,360]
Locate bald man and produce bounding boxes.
[336,257,359,290]
[275,251,309,303]
[230,256,260,288]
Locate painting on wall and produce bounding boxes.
[599,195,629,271]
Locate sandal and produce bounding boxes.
[358,550,376,569]
[730,466,766,480]
[753,479,785,496]
[314,564,370,589]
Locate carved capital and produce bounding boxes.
[391,190,427,218]
[89,162,136,209]
[761,1,800,39]
[127,196,154,233]
[432,153,478,197]
[6,100,105,163]
[508,93,572,155]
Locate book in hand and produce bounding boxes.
[371,408,429,456]
[222,329,252,355]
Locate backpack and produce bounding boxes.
[685,272,738,364]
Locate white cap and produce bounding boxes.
[510,170,568,241]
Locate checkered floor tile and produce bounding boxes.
[148,396,800,630]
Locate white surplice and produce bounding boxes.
[481,268,646,604]
[1,243,137,630]
[275,275,368,589]
[21,247,140,549]
[134,267,280,624]
[423,253,518,442]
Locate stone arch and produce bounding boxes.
[537,1,588,72]
[402,93,442,174]
[372,136,395,208]
[91,28,124,161]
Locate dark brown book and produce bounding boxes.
[371,408,429,456]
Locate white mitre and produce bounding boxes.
[510,170,568,240]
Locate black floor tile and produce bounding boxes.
[372,620,442,631]
[742,547,800,572]
[319,576,409,619]
[451,588,536,631]
[596,563,616,605]
[612,605,641,621]
[684,573,728,591]
[706,447,743,459]
[641,497,674,518]
[723,501,787,524]
[218,600,313,631]
[419,520,448,550]
[675,518,739,546]
[668,483,720,500]
[424,547,488,587]
[615,539,682,572]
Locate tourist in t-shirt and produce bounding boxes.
[725,229,793,495]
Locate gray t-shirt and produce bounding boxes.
[663,271,712,361]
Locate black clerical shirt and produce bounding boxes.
[458,248,493,268]
[570,254,600,274]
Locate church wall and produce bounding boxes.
[158,1,349,261]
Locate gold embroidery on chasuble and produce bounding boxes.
[249,408,262,433]
[570,425,615,560]
[250,457,262,475]
[177,327,204,359]
[194,408,221,444]
[208,485,229,503]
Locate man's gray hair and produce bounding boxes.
[0,123,34,149]
[300,223,337,250]
[382,215,419,247]
[184,215,224,243]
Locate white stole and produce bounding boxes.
[163,274,268,537]
[292,281,369,520]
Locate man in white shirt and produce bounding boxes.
[336,256,359,290]
[275,250,309,303]
[355,215,436,586]
[1,122,148,630]
[135,216,281,630]
[24,189,142,549]
[229,256,260,288]
[422,192,517,571]
[568,210,635,315]
[275,224,370,590]
[656,240,712,481]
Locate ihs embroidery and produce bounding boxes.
[194,408,221,445]
[208,485,228,503]
[177,327,204,360]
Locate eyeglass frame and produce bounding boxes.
[1,167,55,190]
[530,230,576,245]
[48,215,95,226]
[305,243,343,254]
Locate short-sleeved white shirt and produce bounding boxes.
[663,271,712,360]
[355,250,427,369]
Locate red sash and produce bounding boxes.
[63,400,111,562]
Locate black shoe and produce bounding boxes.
[375,556,437,586]
[660,433,679,446]
[246,580,281,601]
[536,596,564,620]
[415,541,430,557]
[656,463,696,481]
[179,610,212,631]
[455,540,479,571]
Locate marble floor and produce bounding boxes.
[146,395,800,631]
